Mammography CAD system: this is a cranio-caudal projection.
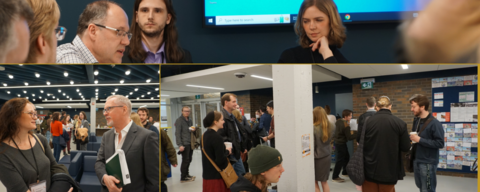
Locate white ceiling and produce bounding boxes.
[35,103,89,109]
[319,64,476,79]
[161,64,476,99]
[160,65,342,98]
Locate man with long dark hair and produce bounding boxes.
[123,0,192,63]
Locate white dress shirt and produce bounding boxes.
[114,120,133,150]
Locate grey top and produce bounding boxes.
[0,134,55,192]
[175,116,192,147]
[313,122,335,159]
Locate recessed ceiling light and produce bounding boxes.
[39,96,42,99]
[47,94,50,96]
[79,93,82,95]
[6,91,10,94]
[141,95,144,98]
[45,99,48,101]
[64,71,68,77]
[146,79,151,83]
[33,99,35,101]
[401,64,409,69]
[46,81,50,85]
[35,73,40,78]
[94,70,99,76]
[8,74,13,79]
[151,97,154,100]
[129,92,133,95]
[115,88,118,92]
[76,89,79,92]
[136,97,139,100]
[112,92,115,95]
[56,98,59,101]
[67,106,71,108]
[58,89,61,93]
[23,90,26,93]
[70,80,74,85]
[70,98,72,101]
[2,83,6,87]
[95,92,98,95]
[251,75,273,81]
[125,70,131,75]
[186,84,225,90]
[94,80,98,84]
[120,79,124,84]
[26,97,29,99]
[66,96,69,98]
[126,95,129,98]
[63,93,66,96]
[82,98,85,101]
[40,90,44,93]
[52,96,55,99]
[95,89,98,92]
[17,94,20,97]
[134,88,138,91]
[147,92,151,95]
[155,88,159,91]
[32,94,35,96]
[24,82,28,86]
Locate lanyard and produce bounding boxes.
[11,135,40,183]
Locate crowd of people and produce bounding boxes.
[161,93,445,192]
[0,96,161,192]
[3,0,476,64]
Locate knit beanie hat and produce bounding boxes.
[247,145,283,175]
[203,111,216,128]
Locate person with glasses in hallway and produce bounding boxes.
[56,1,131,63]
[123,0,192,63]
[175,106,196,183]
[95,95,159,192]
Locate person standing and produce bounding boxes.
[262,101,275,148]
[357,97,377,142]
[258,106,271,135]
[161,129,177,192]
[50,112,63,162]
[175,106,196,182]
[62,115,73,155]
[76,111,89,151]
[409,94,445,192]
[332,109,356,182]
[313,106,335,192]
[362,96,411,192]
[138,107,159,136]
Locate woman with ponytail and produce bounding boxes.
[313,106,335,192]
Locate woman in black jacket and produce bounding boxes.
[202,111,232,192]
[278,0,349,63]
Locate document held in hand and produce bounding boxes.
[106,149,131,187]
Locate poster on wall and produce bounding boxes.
[301,134,311,158]
[433,112,450,122]
[464,75,474,86]
[434,100,444,107]
[459,92,475,102]
[450,103,478,122]
[434,92,444,99]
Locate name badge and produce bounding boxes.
[29,180,47,192]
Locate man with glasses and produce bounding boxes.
[122,0,192,63]
[0,0,34,63]
[56,1,131,64]
[175,106,196,183]
[95,95,159,192]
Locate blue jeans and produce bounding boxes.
[46,131,51,142]
[233,156,246,176]
[52,136,61,162]
[414,162,437,192]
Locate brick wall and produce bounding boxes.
[222,88,274,116]
[352,78,477,178]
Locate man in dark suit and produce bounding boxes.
[122,0,192,63]
[95,95,159,192]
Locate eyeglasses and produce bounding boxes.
[55,26,67,41]
[89,24,132,40]
[103,106,124,114]
[23,111,38,118]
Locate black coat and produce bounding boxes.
[278,45,350,63]
[363,109,411,185]
[217,108,249,160]
[122,46,192,63]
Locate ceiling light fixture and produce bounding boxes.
[6,91,10,94]
[94,80,98,84]
[40,90,43,93]
[120,79,124,84]
[134,88,138,91]
[95,89,98,92]
[401,64,409,69]
[186,84,225,90]
[8,74,13,79]
[46,81,50,85]
[146,79,151,83]
[70,80,74,85]
[76,89,79,92]
[125,70,131,75]
[147,92,151,95]
[115,88,118,92]
[23,90,26,93]
[35,73,40,78]
[2,83,6,87]
[24,82,28,86]
[129,92,133,95]
[64,71,68,77]
[58,89,61,93]
[251,75,273,81]
[94,70,99,75]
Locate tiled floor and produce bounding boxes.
[165,149,478,192]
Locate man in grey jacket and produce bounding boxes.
[175,106,195,182]
[95,95,159,192]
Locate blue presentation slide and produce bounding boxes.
[205,0,430,16]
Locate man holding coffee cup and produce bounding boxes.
[409,94,445,192]
[175,106,196,183]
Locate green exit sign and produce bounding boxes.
[195,95,201,99]
[362,82,373,89]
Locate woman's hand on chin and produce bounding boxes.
[310,36,333,59]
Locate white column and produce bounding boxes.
[272,65,314,192]
[90,98,96,135]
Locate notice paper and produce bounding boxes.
[301,134,311,158]
[434,100,444,107]
[349,119,358,131]
[460,92,475,102]
[434,92,444,99]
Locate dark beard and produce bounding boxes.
[142,28,163,38]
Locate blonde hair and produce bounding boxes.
[25,0,60,63]
[130,112,142,127]
[294,0,346,48]
[313,106,330,143]
[376,96,392,108]
[232,109,243,122]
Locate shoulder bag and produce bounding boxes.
[201,135,238,188]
